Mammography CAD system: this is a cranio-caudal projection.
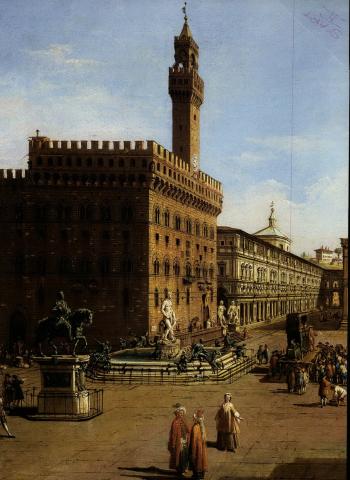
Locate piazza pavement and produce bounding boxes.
[0,318,347,480]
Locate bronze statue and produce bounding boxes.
[36,292,93,356]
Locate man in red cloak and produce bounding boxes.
[189,408,208,479]
[168,404,190,477]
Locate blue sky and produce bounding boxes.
[0,0,348,255]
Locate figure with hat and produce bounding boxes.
[189,408,208,479]
[215,393,243,452]
[168,403,190,478]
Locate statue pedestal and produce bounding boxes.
[158,339,181,359]
[31,355,99,419]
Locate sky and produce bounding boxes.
[0,0,348,255]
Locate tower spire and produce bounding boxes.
[169,10,204,167]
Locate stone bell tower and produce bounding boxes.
[168,7,204,171]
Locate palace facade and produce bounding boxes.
[217,207,343,326]
[0,17,222,347]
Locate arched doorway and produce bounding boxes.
[217,287,228,306]
[9,310,27,347]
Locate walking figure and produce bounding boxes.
[0,396,15,438]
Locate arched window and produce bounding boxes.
[176,289,180,305]
[100,205,112,222]
[202,264,208,278]
[121,205,133,223]
[86,204,94,221]
[154,207,161,224]
[195,263,201,278]
[59,257,72,274]
[209,265,214,279]
[209,227,215,240]
[15,254,25,274]
[195,223,200,236]
[121,258,133,274]
[175,215,181,230]
[248,264,253,280]
[79,205,86,220]
[203,224,208,238]
[185,263,192,277]
[186,288,190,304]
[164,258,170,276]
[79,258,92,274]
[36,256,46,275]
[164,210,170,227]
[154,288,159,307]
[153,259,160,275]
[185,218,192,234]
[15,204,24,222]
[173,260,180,276]
[35,204,47,221]
[123,287,129,308]
[99,256,110,275]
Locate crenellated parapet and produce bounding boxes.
[27,136,223,201]
[0,169,29,183]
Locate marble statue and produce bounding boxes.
[161,292,177,342]
[227,300,240,326]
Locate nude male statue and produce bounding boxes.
[161,292,177,342]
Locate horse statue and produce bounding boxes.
[36,308,93,356]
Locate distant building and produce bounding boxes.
[314,246,334,264]
[253,202,291,252]
[217,208,343,327]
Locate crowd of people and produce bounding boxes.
[168,393,243,479]
[0,342,33,369]
[313,342,347,407]
[311,342,347,386]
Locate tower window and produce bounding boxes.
[179,125,183,131]
[194,115,197,121]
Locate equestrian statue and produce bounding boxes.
[35,291,93,356]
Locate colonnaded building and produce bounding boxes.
[0,17,223,347]
[217,204,344,326]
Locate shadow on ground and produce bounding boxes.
[118,466,177,479]
[218,457,346,480]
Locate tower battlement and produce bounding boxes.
[0,169,28,182]
[26,136,222,195]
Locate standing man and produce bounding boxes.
[215,393,243,452]
[0,396,15,438]
[189,408,208,479]
[168,404,190,478]
[318,375,331,407]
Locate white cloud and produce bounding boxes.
[27,44,100,68]
[246,134,336,154]
[219,168,348,255]
[231,151,267,165]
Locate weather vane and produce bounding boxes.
[182,2,188,22]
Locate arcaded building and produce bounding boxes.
[0,18,222,347]
[217,206,342,326]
